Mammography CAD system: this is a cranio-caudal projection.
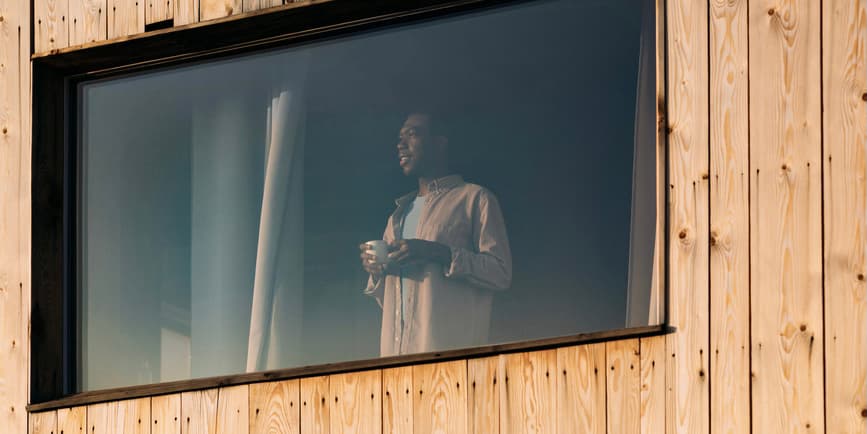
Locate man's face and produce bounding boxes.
[397,114,435,177]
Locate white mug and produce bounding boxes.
[364,240,391,265]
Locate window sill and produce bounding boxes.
[28,324,671,412]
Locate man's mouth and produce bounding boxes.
[399,154,412,166]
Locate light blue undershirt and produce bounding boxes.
[400,195,426,331]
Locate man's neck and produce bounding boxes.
[417,170,449,196]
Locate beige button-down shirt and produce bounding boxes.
[364,175,512,356]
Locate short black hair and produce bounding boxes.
[406,108,451,139]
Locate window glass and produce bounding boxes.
[78,0,658,391]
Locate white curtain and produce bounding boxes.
[246,68,308,372]
[190,87,262,377]
[189,55,308,376]
[625,0,659,328]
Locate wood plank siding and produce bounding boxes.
[0,0,862,434]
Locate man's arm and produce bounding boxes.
[444,189,512,290]
[362,220,395,308]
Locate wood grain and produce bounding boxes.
[88,398,150,434]
[250,380,300,434]
[108,0,144,39]
[182,389,219,434]
[243,0,281,13]
[34,0,69,52]
[86,403,109,434]
[199,0,241,22]
[57,407,86,434]
[0,0,28,430]
[69,0,106,45]
[709,1,750,434]
[749,1,824,433]
[468,357,499,434]
[665,0,710,434]
[173,0,197,25]
[300,376,329,434]
[146,0,172,24]
[216,385,249,434]
[152,394,181,434]
[822,0,867,433]
[30,411,57,434]
[382,367,413,434]
[606,340,640,434]
[639,336,665,434]
[329,371,381,434]
[500,350,556,434]
[414,360,467,434]
[556,344,605,434]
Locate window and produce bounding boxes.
[33,0,664,400]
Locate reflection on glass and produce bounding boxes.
[78,0,658,391]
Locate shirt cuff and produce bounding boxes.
[363,274,382,295]
[444,246,468,278]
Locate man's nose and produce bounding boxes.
[397,139,407,150]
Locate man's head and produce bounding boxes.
[397,112,449,178]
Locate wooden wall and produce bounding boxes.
[0,0,864,433]
[0,0,31,433]
[33,0,320,53]
[25,337,666,434]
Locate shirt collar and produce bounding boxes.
[394,174,464,206]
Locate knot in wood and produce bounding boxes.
[799,324,807,332]
[857,273,864,281]
[767,8,774,15]
[861,408,867,418]
[678,229,688,240]
[862,93,867,101]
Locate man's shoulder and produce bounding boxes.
[451,182,499,203]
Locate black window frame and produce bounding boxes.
[30,0,671,409]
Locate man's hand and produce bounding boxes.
[359,243,389,278]
[387,239,452,267]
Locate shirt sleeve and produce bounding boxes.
[444,189,512,290]
[363,217,394,308]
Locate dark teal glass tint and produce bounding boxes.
[78,0,658,391]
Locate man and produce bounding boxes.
[360,111,512,356]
